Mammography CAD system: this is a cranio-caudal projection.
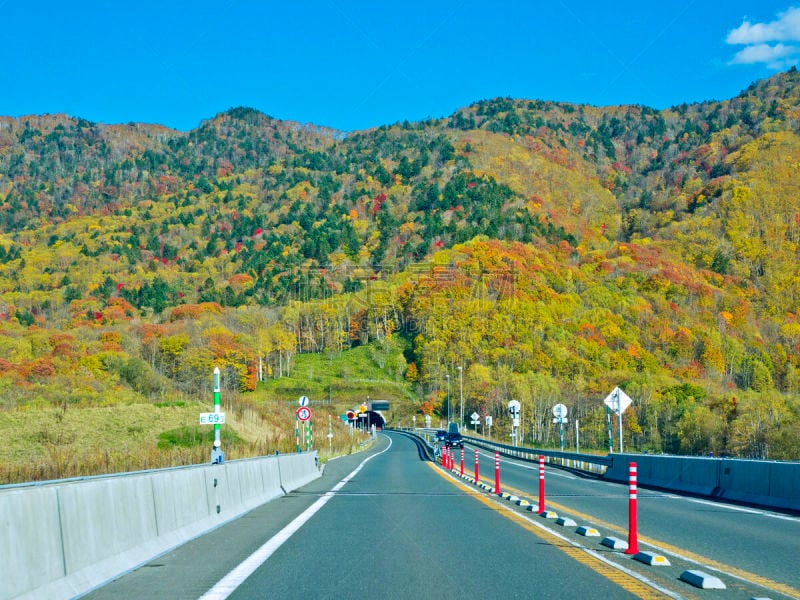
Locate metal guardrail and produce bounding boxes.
[388,428,435,461]
[415,428,611,474]
[462,435,611,474]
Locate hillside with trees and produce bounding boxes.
[0,69,799,480]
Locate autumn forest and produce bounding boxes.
[1,69,800,480]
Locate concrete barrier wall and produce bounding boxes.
[1,452,319,600]
[603,454,800,512]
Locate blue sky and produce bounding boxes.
[3,1,800,132]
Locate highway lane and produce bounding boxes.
[466,443,800,599]
[85,432,670,599]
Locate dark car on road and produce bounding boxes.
[446,423,463,448]
[435,429,448,444]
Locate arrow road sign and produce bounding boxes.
[603,387,632,414]
[299,395,310,407]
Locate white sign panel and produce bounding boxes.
[298,395,310,407]
[552,417,569,424]
[552,403,568,419]
[471,411,480,421]
[485,415,493,426]
[200,412,225,425]
[603,387,632,414]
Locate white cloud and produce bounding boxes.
[729,42,798,68]
[727,6,800,44]
[726,7,800,68]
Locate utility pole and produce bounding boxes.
[445,373,450,424]
[458,365,463,430]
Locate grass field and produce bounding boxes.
[0,343,420,484]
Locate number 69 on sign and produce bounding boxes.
[200,412,226,424]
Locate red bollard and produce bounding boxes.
[625,462,639,554]
[460,448,465,476]
[494,451,501,494]
[474,449,479,482]
[537,455,545,514]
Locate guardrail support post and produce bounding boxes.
[625,462,639,554]
[538,455,545,514]
[494,451,501,494]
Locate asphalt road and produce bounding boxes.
[84,432,676,600]
[464,442,800,600]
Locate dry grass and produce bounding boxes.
[0,397,371,484]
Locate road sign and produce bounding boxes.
[299,395,309,407]
[485,415,493,426]
[552,403,568,419]
[471,411,480,421]
[297,406,312,421]
[603,387,632,414]
[508,400,521,416]
[346,409,356,420]
[200,412,225,424]
[552,417,569,424]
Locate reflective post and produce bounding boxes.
[625,462,639,554]
[493,451,501,494]
[537,455,545,514]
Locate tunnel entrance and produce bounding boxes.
[354,410,386,430]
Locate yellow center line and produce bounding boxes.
[428,463,673,599]
[484,475,800,600]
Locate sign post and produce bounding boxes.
[603,387,632,453]
[208,367,224,464]
[297,405,312,452]
[508,400,521,446]
[470,411,480,434]
[552,404,568,451]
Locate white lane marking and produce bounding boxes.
[198,437,393,600]
[668,495,800,523]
